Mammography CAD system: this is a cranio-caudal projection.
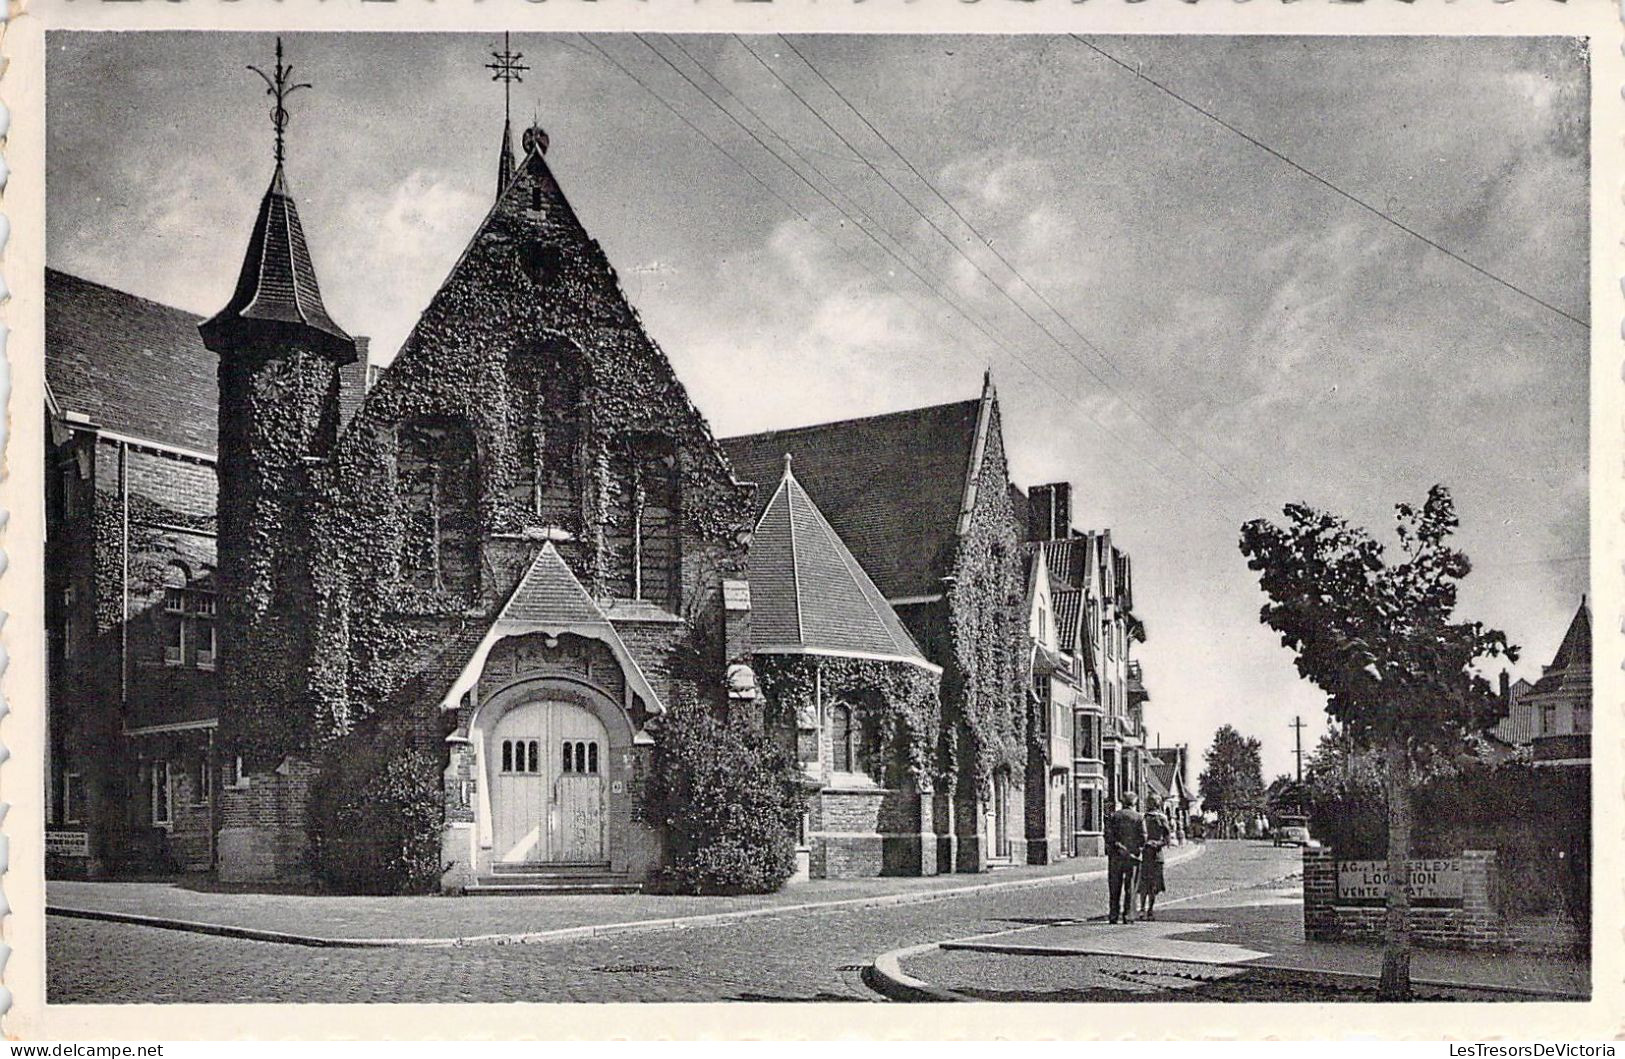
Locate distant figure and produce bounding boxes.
[1138,808,1170,920]
[1104,794,1145,924]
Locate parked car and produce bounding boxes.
[1272,815,1313,847]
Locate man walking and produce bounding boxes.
[1105,793,1145,924]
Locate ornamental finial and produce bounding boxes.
[247,36,312,167]
[486,32,529,131]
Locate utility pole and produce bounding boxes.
[1290,715,1307,784]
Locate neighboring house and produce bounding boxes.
[1014,482,1153,859]
[1525,600,1591,768]
[1020,545,1080,864]
[1147,744,1192,842]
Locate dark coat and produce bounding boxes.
[1105,806,1145,862]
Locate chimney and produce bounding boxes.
[1029,482,1072,542]
[1500,669,1511,706]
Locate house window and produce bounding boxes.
[150,761,172,827]
[607,436,680,607]
[197,622,217,670]
[193,755,211,806]
[192,591,217,618]
[62,770,84,825]
[164,611,186,667]
[398,418,481,596]
[1541,700,1558,736]
[505,342,586,532]
[61,467,77,519]
[222,754,247,790]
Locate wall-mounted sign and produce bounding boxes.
[722,580,752,612]
[46,831,89,857]
[1337,858,1463,901]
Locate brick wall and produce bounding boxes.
[1303,847,1509,952]
[809,786,933,878]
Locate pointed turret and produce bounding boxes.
[497,118,517,198]
[199,164,356,363]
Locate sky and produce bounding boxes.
[46,32,1590,782]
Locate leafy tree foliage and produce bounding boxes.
[651,701,804,894]
[1198,724,1265,829]
[1240,485,1515,999]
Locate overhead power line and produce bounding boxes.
[580,34,1241,517]
[767,35,1256,498]
[1070,35,1588,332]
[624,34,1237,514]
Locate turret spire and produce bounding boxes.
[487,32,528,197]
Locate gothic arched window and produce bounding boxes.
[831,704,874,777]
[398,417,480,596]
[505,342,586,533]
[606,435,679,608]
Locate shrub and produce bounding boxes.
[307,729,445,894]
[652,701,803,895]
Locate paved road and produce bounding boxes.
[48,842,1300,1004]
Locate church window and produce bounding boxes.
[832,704,872,776]
[398,417,481,596]
[506,343,586,532]
[606,436,680,607]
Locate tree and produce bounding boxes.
[1198,724,1265,836]
[1266,773,1308,816]
[1239,485,1514,999]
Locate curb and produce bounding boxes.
[46,842,1207,950]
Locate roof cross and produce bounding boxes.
[247,37,312,167]
[486,32,529,129]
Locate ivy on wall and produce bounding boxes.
[754,654,942,785]
[942,399,1029,798]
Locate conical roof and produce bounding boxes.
[749,458,936,670]
[1531,598,1591,695]
[199,166,356,362]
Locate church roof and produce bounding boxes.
[46,269,220,454]
[199,166,356,362]
[1530,599,1591,697]
[721,399,982,600]
[749,459,936,671]
[45,269,371,455]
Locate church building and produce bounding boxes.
[44,40,1043,890]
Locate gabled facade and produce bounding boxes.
[725,376,1032,872]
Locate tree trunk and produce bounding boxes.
[1379,737,1412,1000]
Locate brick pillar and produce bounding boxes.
[1302,846,1338,941]
[1461,849,1506,950]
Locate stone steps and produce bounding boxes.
[466,864,642,895]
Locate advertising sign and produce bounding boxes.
[46,831,90,857]
[1337,858,1463,901]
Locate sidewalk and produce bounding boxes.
[876,872,1589,1001]
[46,844,1204,947]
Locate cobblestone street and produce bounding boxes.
[49,842,1297,1004]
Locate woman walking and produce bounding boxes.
[1138,807,1170,921]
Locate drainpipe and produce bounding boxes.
[119,440,129,706]
[207,726,218,872]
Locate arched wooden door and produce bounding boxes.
[490,701,608,864]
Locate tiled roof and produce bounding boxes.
[499,541,610,626]
[1145,762,1171,800]
[199,166,355,362]
[46,269,371,454]
[748,461,934,669]
[1492,677,1537,745]
[1053,589,1083,654]
[46,269,221,453]
[1530,601,1590,696]
[1041,537,1090,593]
[721,399,981,600]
